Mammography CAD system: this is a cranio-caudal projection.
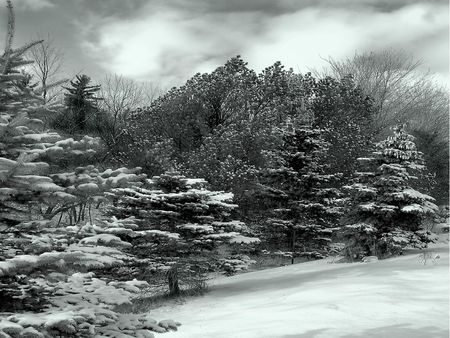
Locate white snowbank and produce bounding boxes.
[151,243,449,338]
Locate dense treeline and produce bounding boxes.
[120,58,375,191]
[108,56,447,205]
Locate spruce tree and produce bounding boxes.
[255,122,341,264]
[106,171,260,295]
[341,124,438,259]
[1,2,178,335]
[58,74,101,133]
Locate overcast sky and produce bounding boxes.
[1,0,448,87]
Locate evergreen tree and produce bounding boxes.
[56,74,101,133]
[106,171,260,295]
[0,3,178,335]
[341,124,438,260]
[255,122,341,264]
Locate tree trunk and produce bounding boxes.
[291,228,296,265]
[167,266,180,296]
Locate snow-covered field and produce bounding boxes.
[151,241,449,338]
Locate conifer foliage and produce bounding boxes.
[53,74,102,133]
[255,122,342,263]
[341,124,438,260]
[0,2,179,336]
[106,172,260,295]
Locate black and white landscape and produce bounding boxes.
[0,1,448,337]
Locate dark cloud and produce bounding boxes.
[42,0,450,19]
[69,0,149,19]
[194,0,447,14]
[0,0,447,87]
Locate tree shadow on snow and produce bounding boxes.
[280,328,329,337]
[209,247,448,298]
[209,264,384,297]
[341,324,449,338]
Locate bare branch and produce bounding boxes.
[26,33,66,103]
[99,73,161,127]
[317,49,448,135]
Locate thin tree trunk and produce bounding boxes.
[77,204,83,223]
[56,211,63,227]
[167,266,180,296]
[89,203,92,224]
[72,206,77,224]
[291,228,296,265]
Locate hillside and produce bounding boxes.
[151,240,449,338]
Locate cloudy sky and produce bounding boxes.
[1,0,448,87]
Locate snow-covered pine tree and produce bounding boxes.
[48,165,146,225]
[255,121,342,264]
[106,171,260,295]
[341,124,438,260]
[1,2,179,336]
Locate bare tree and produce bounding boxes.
[27,33,66,103]
[97,73,162,162]
[318,49,448,134]
[99,73,161,131]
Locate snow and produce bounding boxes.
[105,173,139,187]
[178,223,214,233]
[359,202,376,211]
[402,203,438,214]
[229,235,261,244]
[110,279,150,293]
[208,192,234,202]
[0,271,180,337]
[212,220,246,230]
[344,183,377,194]
[183,178,207,186]
[14,175,63,192]
[18,132,60,143]
[345,223,377,233]
[0,254,39,275]
[202,232,240,241]
[138,229,180,239]
[395,188,436,202]
[151,242,449,338]
[77,182,100,194]
[0,247,132,277]
[362,256,378,263]
[79,234,132,247]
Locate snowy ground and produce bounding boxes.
[151,241,449,338]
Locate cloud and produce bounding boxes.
[14,0,55,11]
[79,1,448,87]
[247,3,449,74]
[81,5,265,84]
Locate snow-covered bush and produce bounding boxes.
[105,171,260,295]
[219,255,256,276]
[49,165,145,224]
[341,124,438,259]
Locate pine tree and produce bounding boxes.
[57,74,101,133]
[106,171,260,295]
[255,122,342,264]
[341,124,438,260]
[1,3,178,336]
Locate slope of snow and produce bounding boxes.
[151,242,449,338]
